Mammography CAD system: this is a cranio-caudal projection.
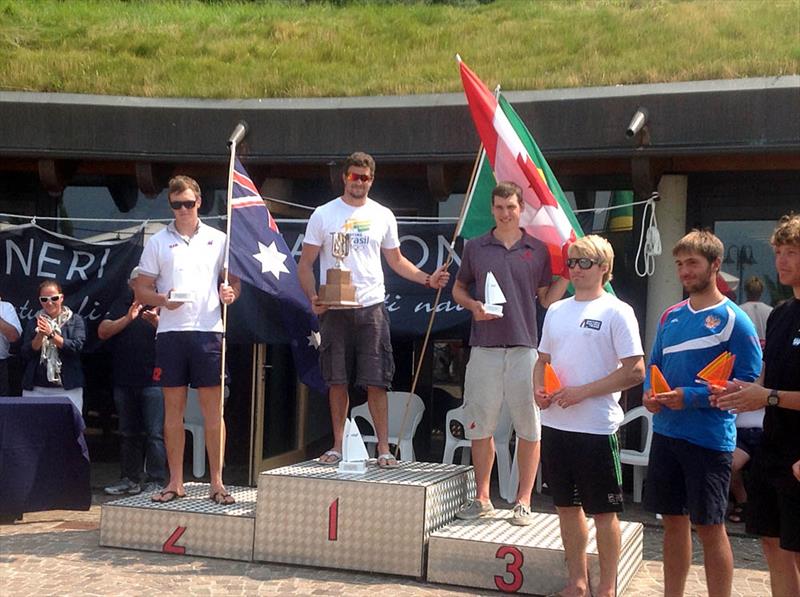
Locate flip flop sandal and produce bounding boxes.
[210,491,235,505]
[377,453,399,469]
[151,490,185,503]
[318,450,342,465]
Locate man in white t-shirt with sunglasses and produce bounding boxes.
[299,152,449,468]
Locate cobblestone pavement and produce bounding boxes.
[1,503,771,596]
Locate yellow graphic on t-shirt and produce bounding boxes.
[343,218,371,233]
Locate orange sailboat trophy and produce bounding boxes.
[544,362,562,394]
[696,351,736,389]
[650,365,672,394]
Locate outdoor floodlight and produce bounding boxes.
[626,107,649,138]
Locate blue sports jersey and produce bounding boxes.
[645,298,762,452]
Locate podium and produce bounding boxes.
[100,483,257,561]
[253,460,474,578]
[427,510,643,595]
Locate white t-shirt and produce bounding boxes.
[538,292,644,435]
[740,301,772,341]
[0,300,22,359]
[304,197,400,307]
[138,221,227,333]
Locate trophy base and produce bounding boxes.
[169,290,195,303]
[319,301,361,310]
[483,304,504,317]
[337,460,368,475]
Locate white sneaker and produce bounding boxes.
[510,502,533,526]
[104,478,141,495]
[456,499,495,520]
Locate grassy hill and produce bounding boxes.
[0,0,797,98]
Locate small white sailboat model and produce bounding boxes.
[483,271,506,317]
[338,418,370,474]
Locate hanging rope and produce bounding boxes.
[634,192,662,277]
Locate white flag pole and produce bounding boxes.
[218,121,248,476]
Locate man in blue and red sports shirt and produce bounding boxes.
[643,230,762,597]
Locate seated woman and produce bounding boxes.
[21,281,86,412]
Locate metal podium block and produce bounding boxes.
[100,482,257,561]
[254,460,474,578]
[427,510,643,595]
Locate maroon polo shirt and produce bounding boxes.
[456,229,552,348]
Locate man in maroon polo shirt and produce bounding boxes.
[452,181,569,526]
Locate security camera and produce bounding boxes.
[626,107,649,138]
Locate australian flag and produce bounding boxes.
[227,158,326,394]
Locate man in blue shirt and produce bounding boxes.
[644,230,762,597]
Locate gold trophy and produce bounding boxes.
[318,232,359,308]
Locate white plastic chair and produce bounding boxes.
[442,405,472,465]
[351,391,425,461]
[183,387,230,479]
[442,403,515,502]
[618,406,654,503]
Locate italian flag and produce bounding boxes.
[457,57,583,276]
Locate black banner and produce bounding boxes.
[1,221,470,349]
[0,224,144,351]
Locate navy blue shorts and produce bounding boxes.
[735,427,763,458]
[644,433,732,525]
[154,331,223,388]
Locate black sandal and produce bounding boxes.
[727,503,746,523]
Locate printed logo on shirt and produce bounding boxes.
[343,218,371,233]
[152,367,162,382]
[169,243,179,249]
[793,336,800,347]
[521,249,533,261]
[704,315,722,330]
[580,319,602,330]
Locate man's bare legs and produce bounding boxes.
[320,384,392,462]
[197,385,227,498]
[761,537,800,597]
[153,386,187,499]
[515,438,540,506]
[366,385,390,457]
[695,523,733,597]
[594,512,621,597]
[662,515,733,597]
[319,383,349,463]
[661,515,692,597]
[555,506,590,597]
[471,436,496,504]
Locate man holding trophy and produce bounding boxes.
[135,175,240,504]
[299,152,450,468]
[452,181,568,525]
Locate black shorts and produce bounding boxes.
[746,458,800,552]
[318,304,394,388]
[735,427,763,458]
[644,433,732,525]
[154,331,223,388]
[541,426,624,515]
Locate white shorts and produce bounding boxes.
[463,346,541,442]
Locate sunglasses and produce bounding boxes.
[39,295,62,303]
[345,172,372,183]
[566,257,599,270]
[169,200,197,210]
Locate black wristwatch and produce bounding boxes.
[767,389,780,407]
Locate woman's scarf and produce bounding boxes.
[37,305,73,384]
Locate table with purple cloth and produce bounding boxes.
[0,395,91,515]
